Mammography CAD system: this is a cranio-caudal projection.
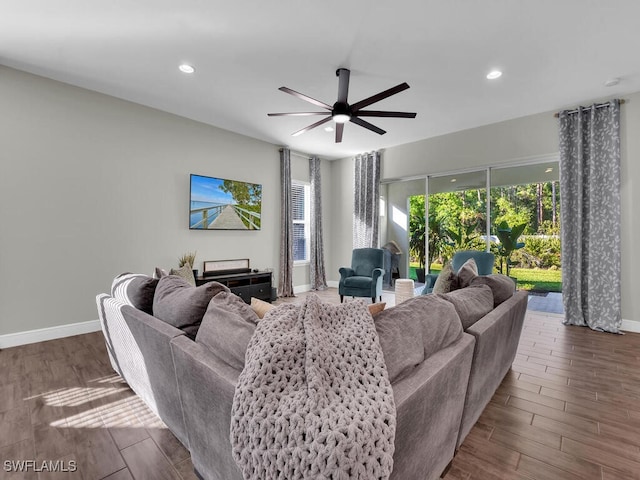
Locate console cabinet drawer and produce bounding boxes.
[196,271,272,304]
[232,284,270,303]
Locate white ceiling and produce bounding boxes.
[2,1,639,160]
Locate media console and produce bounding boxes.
[195,271,273,304]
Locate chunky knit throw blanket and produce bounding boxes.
[230,295,396,480]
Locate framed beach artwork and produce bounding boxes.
[189,174,262,230]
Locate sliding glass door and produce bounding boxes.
[407,160,561,293]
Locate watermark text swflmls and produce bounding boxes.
[4,460,78,473]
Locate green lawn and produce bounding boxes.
[409,263,562,292]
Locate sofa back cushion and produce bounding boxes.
[111,273,158,315]
[196,291,259,370]
[469,274,516,307]
[153,277,229,338]
[438,284,494,330]
[374,295,463,383]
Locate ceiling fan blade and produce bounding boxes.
[279,87,332,110]
[337,68,350,103]
[335,123,344,143]
[267,112,331,117]
[350,116,386,135]
[350,82,410,112]
[355,110,417,118]
[291,117,333,137]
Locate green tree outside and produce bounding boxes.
[408,180,562,291]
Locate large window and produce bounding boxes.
[292,182,310,263]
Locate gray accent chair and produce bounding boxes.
[422,250,495,294]
[338,247,385,303]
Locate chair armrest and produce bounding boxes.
[425,274,439,288]
[372,268,385,281]
[339,267,355,280]
[420,274,439,295]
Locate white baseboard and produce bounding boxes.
[621,319,640,334]
[293,284,312,294]
[327,281,339,289]
[0,319,102,349]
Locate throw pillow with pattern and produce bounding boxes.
[169,264,196,286]
[432,262,458,294]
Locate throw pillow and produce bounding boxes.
[169,264,196,286]
[153,277,229,338]
[457,258,479,289]
[251,297,274,319]
[111,273,159,315]
[470,274,516,307]
[374,295,463,383]
[438,284,494,330]
[153,267,168,279]
[368,302,386,316]
[432,262,458,294]
[196,292,259,371]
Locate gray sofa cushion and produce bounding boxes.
[374,295,463,383]
[456,258,479,289]
[153,276,229,338]
[470,274,516,306]
[438,284,494,330]
[196,292,259,371]
[111,273,158,315]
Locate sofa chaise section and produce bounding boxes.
[120,305,190,447]
[170,336,244,480]
[455,288,528,447]
[391,333,474,480]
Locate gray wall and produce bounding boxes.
[0,66,328,336]
[328,92,640,325]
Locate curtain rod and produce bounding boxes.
[554,99,625,118]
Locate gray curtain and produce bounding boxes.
[559,99,621,333]
[278,148,295,297]
[353,151,381,248]
[309,156,327,290]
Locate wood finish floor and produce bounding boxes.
[1,290,640,479]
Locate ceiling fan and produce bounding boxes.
[268,68,417,143]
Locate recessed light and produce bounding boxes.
[545,167,553,173]
[450,178,457,183]
[604,77,620,87]
[486,70,502,80]
[324,126,334,132]
[179,64,195,74]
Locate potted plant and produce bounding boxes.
[495,221,526,280]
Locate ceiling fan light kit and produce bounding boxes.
[268,68,417,143]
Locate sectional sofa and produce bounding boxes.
[96,270,527,480]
